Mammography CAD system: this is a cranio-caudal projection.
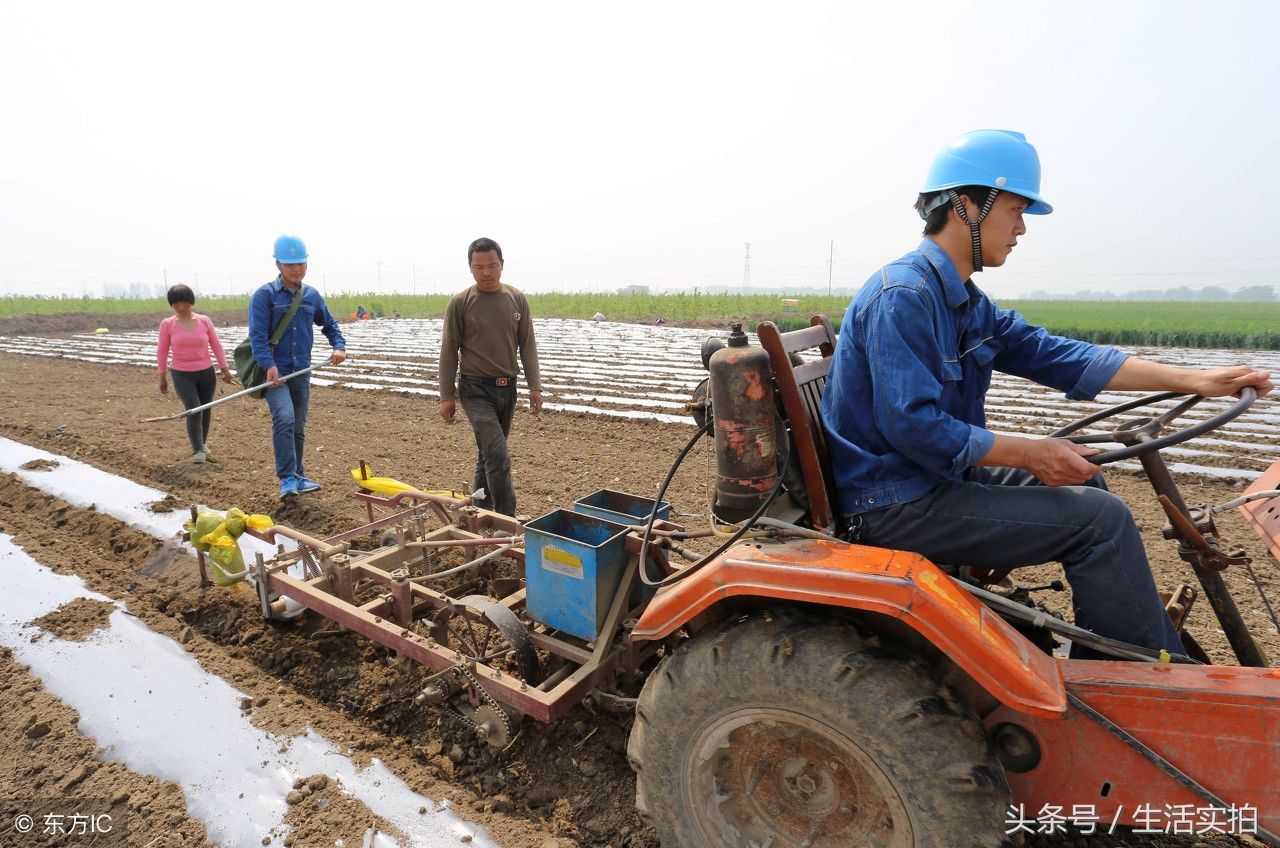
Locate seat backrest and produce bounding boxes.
[756,315,840,532]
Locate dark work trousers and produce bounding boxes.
[852,467,1183,659]
[170,367,216,453]
[458,376,518,516]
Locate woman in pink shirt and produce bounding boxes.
[157,284,235,463]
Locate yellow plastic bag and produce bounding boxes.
[350,466,464,499]
[183,508,274,586]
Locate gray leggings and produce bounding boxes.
[170,367,215,452]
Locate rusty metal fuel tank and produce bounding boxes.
[707,323,778,522]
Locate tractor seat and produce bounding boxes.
[756,317,840,533]
[756,317,1011,586]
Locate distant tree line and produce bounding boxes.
[1022,285,1275,302]
[103,283,170,299]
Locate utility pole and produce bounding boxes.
[827,240,834,297]
[377,261,382,292]
[163,268,168,286]
[412,263,417,297]
[743,243,752,289]
[323,274,328,297]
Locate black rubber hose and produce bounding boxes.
[639,423,792,588]
[637,421,709,587]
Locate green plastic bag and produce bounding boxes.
[235,285,304,399]
[233,339,269,400]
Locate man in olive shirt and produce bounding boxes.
[439,237,543,516]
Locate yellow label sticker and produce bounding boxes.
[543,546,584,579]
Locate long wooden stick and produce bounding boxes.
[141,361,334,423]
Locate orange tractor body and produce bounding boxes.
[632,536,1280,836]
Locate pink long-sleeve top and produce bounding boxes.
[156,314,229,374]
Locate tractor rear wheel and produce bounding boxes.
[627,609,1012,848]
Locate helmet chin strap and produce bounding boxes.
[948,188,999,272]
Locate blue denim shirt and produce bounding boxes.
[821,239,1127,516]
[248,277,346,373]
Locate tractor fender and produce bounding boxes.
[632,538,1067,720]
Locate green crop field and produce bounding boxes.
[0,294,254,318]
[0,291,853,325]
[1,293,1277,349]
[766,299,1280,350]
[1002,300,1280,350]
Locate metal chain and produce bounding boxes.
[1240,557,1280,634]
[457,661,512,739]
[430,662,513,741]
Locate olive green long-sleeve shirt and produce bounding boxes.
[438,284,541,401]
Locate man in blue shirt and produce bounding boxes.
[821,130,1272,657]
[249,234,347,499]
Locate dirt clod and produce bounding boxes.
[147,494,183,512]
[28,597,115,641]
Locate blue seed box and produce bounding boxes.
[573,490,670,607]
[572,488,672,526]
[524,508,630,641]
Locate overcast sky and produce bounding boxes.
[1,1,1277,300]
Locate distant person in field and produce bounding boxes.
[438,237,542,516]
[355,305,368,321]
[821,129,1273,659]
[156,284,235,463]
[248,234,347,499]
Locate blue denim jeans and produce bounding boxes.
[264,372,311,480]
[854,467,1183,658]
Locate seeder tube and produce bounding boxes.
[410,543,517,584]
[1212,489,1280,513]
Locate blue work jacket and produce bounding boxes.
[248,277,345,372]
[820,238,1127,516]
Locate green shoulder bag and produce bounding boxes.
[234,284,304,399]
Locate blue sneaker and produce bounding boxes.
[295,476,322,494]
[279,476,300,499]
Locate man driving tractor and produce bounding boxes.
[821,129,1273,658]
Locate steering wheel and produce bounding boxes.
[1048,387,1257,464]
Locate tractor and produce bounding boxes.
[194,316,1280,848]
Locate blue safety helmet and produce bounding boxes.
[921,129,1052,215]
[919,130,1051,272]
[273,234,309,264]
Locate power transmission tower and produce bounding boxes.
[827,241,834,297]
[743,243,752,289]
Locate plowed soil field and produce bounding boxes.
[0,317,1276,848]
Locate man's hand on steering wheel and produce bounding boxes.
[979,433,1101,486]
[1024,438,1101,486]
[1184,365,1273,399]
[1051,381,1263,465]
